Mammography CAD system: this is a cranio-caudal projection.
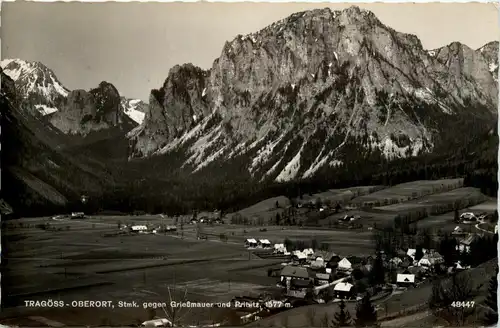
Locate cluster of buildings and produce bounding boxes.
[120,224,178,234]
[244,238,272,249]
[264,238,479,304]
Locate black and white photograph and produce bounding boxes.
[0,1,498,327]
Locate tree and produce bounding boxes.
[415,245,424,261]
[158,286,192,327]
[429,272,477,326]
[355,295,377,327]
[454,209,460,223]
[332,299,352,327]
[369,253,385,286]
[484,270,498,325]
[438,233,458,266]
[275,213,281,226]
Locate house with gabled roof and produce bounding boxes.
[396,273,415,288]
[258,239,272,248]
[337,258,352,271]
[456,234,478,253]
[333,282,354,299]
[245,238,258,248]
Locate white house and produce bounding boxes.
[245,238,258,248]
[292,251,308,262]
[259,239,272,248]
[131,225,148,232]
[303,248,315,257]
[418,252,443,267]
[460,212,477,222]
[274,243,287,254]
[311,257,325,268]
[456,234,478,253]
[141,318,172,327]
[333,282,354,299]
[337,258,352,271]
[396,273,415,287]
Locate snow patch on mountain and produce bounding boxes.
[275,146,304,182]
[34,104,58,116]
[1,59,69,98]
[120,98,147,124]
[489,62,498,73]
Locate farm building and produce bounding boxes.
[315,272,331,285]
[460,212,477,222]
[258,239,272,249]
[280,266,315,297]
[396,273,415,288]
[131,225,148,232]
[292,251,308,263]
[141,318,172,327]
[303,248,315,258]
[274,244,286,253]
[245,238,258,248]
[456,234,479,253]
[71,212,85,218]
[280,266,314,281]
[311,257,325,268]
[417,250,444,267]
[333,282,354,299]
[337,258,352,271]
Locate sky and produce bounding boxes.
[1,2,498,101]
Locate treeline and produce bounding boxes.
[7,117,497,218]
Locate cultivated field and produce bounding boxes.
[349,179,464,208]
[1,216,283,326]
[296,186,386,205]
[2,179,495,326]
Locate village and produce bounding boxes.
[2,179,498,327]
[100,206,498,327]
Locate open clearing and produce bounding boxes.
[375,187,487,213]
[296,186,386,205]
[349,179,463,207]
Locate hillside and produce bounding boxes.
[1,68,123,216]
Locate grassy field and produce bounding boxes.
[1,215,284,326]
[296,186,386,205]
[376,187,487,213]
[196,224,375,257]
[349,179,464,208]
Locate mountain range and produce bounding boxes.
[1,6,498,215]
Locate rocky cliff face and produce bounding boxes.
[1,59,140,135]
[430,41,498,102]
[128,6,498,182]
[476,41,499,83]
[48,81,133,135]
[1,59,69,116]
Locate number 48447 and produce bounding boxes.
[451,301,475,308]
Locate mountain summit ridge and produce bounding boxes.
[128,6,498,182]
